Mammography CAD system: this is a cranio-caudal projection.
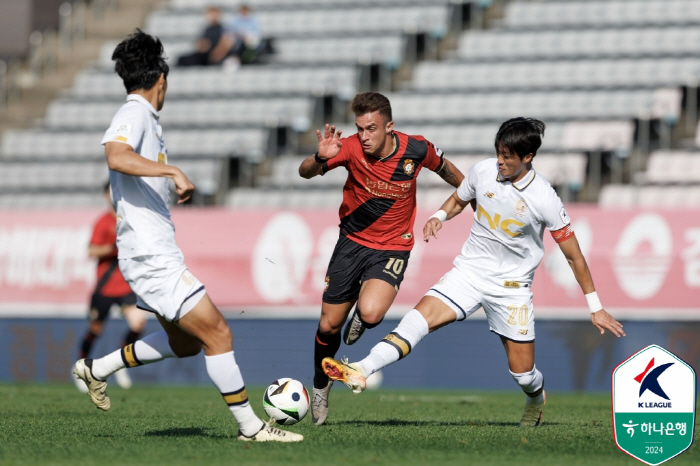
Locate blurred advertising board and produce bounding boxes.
[0,207,697,320]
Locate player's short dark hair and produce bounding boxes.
[494,117,546,159]
[351,92,393,124]
[111,29,169,93]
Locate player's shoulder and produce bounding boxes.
[472,157,498,174]
[112,100,149,123]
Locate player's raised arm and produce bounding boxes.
[557,234,625,337]
[105,141,194,204]
[298,124,343,179]
[423,191,470,242]
[435,157,464,188]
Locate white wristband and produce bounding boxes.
[585,291,603,313]
[430,210,447,223]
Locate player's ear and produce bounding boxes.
[385,119,394,134]
[523,153,533,164]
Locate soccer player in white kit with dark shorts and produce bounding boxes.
[322,117,626,426]
[72,29,301,442]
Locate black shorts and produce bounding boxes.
[89,291,137,322]
[322,234,411,304]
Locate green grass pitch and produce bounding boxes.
[0,384,697,466]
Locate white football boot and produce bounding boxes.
[73,359,110,411]
[311,378,333,425]
[520,391,546,426]
[238,422,303,442]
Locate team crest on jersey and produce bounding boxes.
[513,198,528,217]
[324,276,330,292]
[402,159,415,176]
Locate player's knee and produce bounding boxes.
[357,303,388,325]
[319,316,343,334]
[510,365,543,393]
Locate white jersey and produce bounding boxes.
[101,94,180,258]
[454,158,569,286]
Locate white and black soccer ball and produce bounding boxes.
[262,378,309,425]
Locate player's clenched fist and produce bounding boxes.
[173,169,195,204]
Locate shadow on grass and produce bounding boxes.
[332,419,561,427]
[144,427,229,438]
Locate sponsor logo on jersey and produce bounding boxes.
[476,205,525,238]
[484,191,495,199]
[401,233,412,240]
[514,198,528,218]
[364,177,412,199]
[113,135,128,142]
[181,271,195,286]
[158,152,167,164]
[503,281,521,288]
[517,329,528,335]
[402,159,415,176]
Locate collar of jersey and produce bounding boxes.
[497,166,536,191]
[370,132,400,162]
[126,94,159,118]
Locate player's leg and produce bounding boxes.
[325,268,481,392]
[311,235,364,425]
[113,297,146,389]
[311,300,354,425]
[343,249,410,345]
[324,295,457,392]
[485,288,544,426]
[500,337,545,426]
[177,294,302,442]
[77,293,110,360]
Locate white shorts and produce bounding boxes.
[119,253,206,322]
[425,267,535,342]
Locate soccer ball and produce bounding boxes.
[262,378,309,425]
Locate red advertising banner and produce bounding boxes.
[0,207,698,319]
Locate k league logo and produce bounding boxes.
[612,345,696,465]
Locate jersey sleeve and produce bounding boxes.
[456,161,479,202]
[101,106,146,150]
[540,185,570,232]
[422,140,445,172]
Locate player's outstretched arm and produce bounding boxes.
[105,142,195,204]
[557,235,625,337]
[436,158,464,188]
[299,124,343,179]
[423,191,469,242]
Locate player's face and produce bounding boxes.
[355,111,393,157]
[497,148,533,182]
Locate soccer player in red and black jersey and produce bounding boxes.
[299,92,464,425]
[73,182,146,392]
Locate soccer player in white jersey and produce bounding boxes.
[322,117,625,426]
[72,30,301,442]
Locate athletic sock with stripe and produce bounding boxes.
[358,309,429,376]
[205,351,264,437]
[90,331,176,381]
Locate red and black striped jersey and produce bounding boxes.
[322,131,445,250]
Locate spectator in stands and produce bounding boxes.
[215,4,264,68]
[177,6,228,67]
[73,182,146,392]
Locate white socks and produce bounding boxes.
[205,351,263,437]
[90,331,176,380]
[358,309,429,376]
[510,365,545,405]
